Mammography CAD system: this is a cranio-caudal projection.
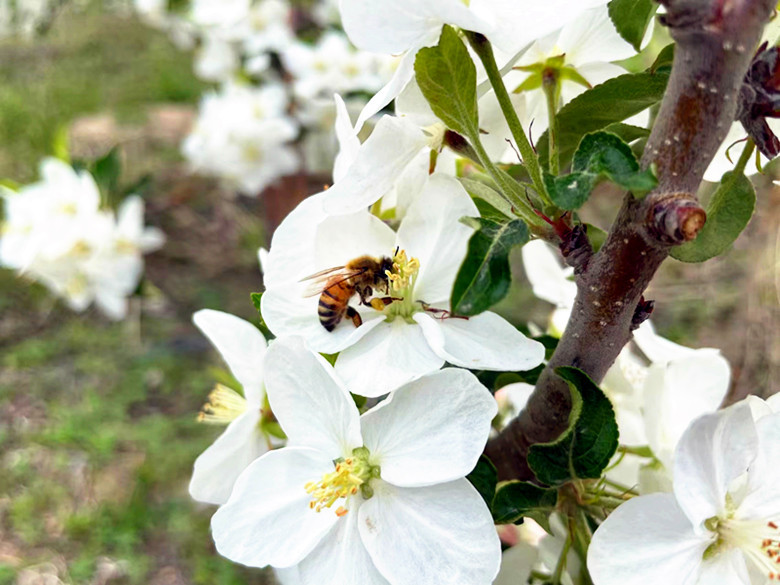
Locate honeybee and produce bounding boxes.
[300,255,399,331]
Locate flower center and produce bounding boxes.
[197,384,247,424]
[704,514,780,579]
[304,446,379,517]
[383,249,420,322]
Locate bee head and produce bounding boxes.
[378,256,394,283]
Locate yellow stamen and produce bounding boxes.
[304,447,379,516]
[385,248,420,292]
[197,384,247,425]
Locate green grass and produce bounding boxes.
[0,3,205,181]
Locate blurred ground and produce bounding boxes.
[0,4,778,585]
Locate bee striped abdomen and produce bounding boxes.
[318,277,355,331]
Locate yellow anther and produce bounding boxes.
[385,249,420,292]
[197,384,247,425]
[305,448,379,516]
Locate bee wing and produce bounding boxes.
[300,267,366,298]
[298,265,346,282]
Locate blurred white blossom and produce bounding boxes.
[0,158,164,319]
[182,82,299,195]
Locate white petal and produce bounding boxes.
[697,548,750,585]
[558,5,635,65]
[361,368,496,486]
[469,0,607,55]
[322,115,428,215]
[633,321,699,364]
[335,321,443,397]
[263,337,361,457]
[273,566,302,585]
[643,352,730,470]
[211,447,339,568]
[673,402,758,528]
[339,0,488,54]
[359,480,501,585]
[193,309,267,404]
[261,203,396,353]
[395,75,439,128]
[298,508,390,585]
[189,409,266,505]
[501,382,534,419]
[493,543,538,585]
[262,288,389,354]
[587,493,707,585]
[739,411,780,517]
[415,311,546,371]
[262,192,326,288]
[333,93,360,183]
[397,174,478,305]
[354,49,418,132]
[521,239,576,308]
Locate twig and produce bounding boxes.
[485,0,775,481]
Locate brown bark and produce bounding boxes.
[487,0,775,481]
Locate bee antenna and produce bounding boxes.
[394,245,399,257]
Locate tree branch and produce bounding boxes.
[486,0,774,481]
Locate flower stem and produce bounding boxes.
[543,74,560,176]
[733,139,756,176]
[468,134,545,228]
[465,31,552,207]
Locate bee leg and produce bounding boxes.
[369,296,401,311]
[346,306,363,328]
[356,286,371,306]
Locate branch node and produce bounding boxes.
[559,224,593,274]
[631,296,655,330]
[647,193,707,244]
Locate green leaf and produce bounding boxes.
[544,172,598,210]
[251,292,263,313]
[670,171,756,262]
[527,367,619,486]
[584,223,608,253]
[451,218,530,316]
[467,456,498,507]
[608,0,659,51]
[537,70,669,169]
[492,481,558,525]
[250,292,274,339]
[415,25,479,139]
[649,43,675,74]
[459,177,514,220]
[52,125,71,163]
[545,132,657,209]
[91,147,122,198]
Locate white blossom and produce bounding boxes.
[0,158,163,319]
[211,336,501,585]
[282,32,393,101]
[182,82,299,195]
[588,398,780,585]
[189,309,275,505]
[261,174,545,396]
[508,4,639,137]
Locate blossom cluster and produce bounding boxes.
[134,0,398,194]
[181,1,780,584]
[0,157,164,319]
